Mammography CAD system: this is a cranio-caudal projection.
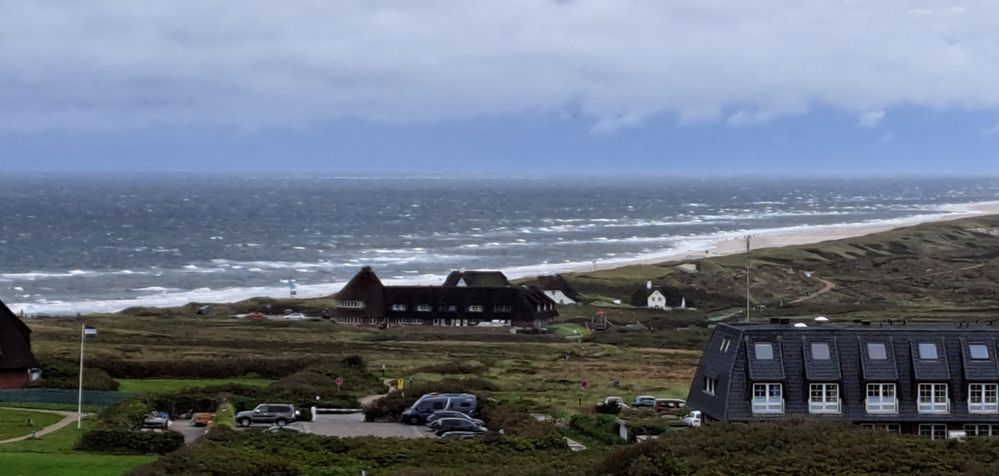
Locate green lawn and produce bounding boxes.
[0,420,155,476]
[0,408,63,440]
[117,377,274,394]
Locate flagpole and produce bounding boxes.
[78,323,84,429]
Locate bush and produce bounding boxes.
[213,402,235,429]
[413,362,487,375]
[37,358,120,391]
[570,414,623,445]
[77,429,184,454]
[91,357,317,379]
[93,397,155,430]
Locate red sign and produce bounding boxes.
[335,377,344,388]
[579,380,589,390]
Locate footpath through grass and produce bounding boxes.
[0,420,155,476]
[117,377,273,394]
[0,408,63,440]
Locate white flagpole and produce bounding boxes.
[77,324,85,429]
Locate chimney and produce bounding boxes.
[646,281,652,290]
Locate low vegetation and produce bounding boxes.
[37,358,120,391]
[0,408,63,440]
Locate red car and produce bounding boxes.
[247,312,266,320]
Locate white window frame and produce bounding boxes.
[752,383,784,414]
[918,383,949,414]
[415,304,432,312]
[918,423,947,440]
[336,300,365,309]
[808,383,841,414]
[866,383,897,414]
[467,305,484,313]
[390,304,407,312]
[964,423,999,437]
[969,383,999,414]
[703,377,717,395]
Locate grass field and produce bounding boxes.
[0,420,155,476]
[0,408,63,440]
[117,377,274,394]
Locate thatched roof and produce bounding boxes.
[442,271,511,288]
[0,297,39,370]
[532,274,580,300]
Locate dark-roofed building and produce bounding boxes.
[687,320,999,439]
[334,267,556,328]
[0,297,40,389]
[442,270,511,288]
[630,281,690,310]
[531,274,580,305]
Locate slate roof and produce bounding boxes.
[686,320,999,424]
[442,271,511,288]
[0,297,39,370]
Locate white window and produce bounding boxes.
[809,383,841,414]
[918,343,939,360]
[917,383,949,414]
[703,377,717,395]
[867,343,888,360]
[415,304,432,312]
[720,338,732,353]
[811,342,831,360]
[467,305,484,313]
[970,344,990,360]
[754,343,774,360]
[866,383,897,414]
[336,300,364,309]
[391,304,407,312]
[970,383,999,413]
[752,383,783,414]
[964,424,999,437]
[918,424,947,440]
[494,305,512,313]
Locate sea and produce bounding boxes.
[2,174,998,315]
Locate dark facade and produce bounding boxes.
[333,267,557,328]
[531,274,580,302]
[0,297,40,389]
[687,320,999,438]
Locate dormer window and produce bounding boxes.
[867,343,888,360]
[811,342,831,360]
[467,305,484,313]
[415,304,432,312]
[754,343,774,360]
[391,304,407,312]
[918,343,939,360]
[970,344,990,360]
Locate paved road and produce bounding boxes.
[307,413,430,439]
[170,421,209,444]
[0,407,81,444]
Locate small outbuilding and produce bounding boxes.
[531,274,580,305]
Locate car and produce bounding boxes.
[247,312,266,320]
[682,410,702,427]
[439,431,484,439]
[141,412,169,430]
[190,412,215,426]
[434,418,487,437]
[284,313,306,320]
[654,398,688,414]
[601,396,627,407]
[402,393,478,425]
[633,395,657,408]
[266,425,304,434]
[426,411,485,429]
[236,404,299,427]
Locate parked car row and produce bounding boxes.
[400,392,489,438]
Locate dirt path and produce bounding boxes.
[0,407,80,444]
[790,278,836,304]
[359,378,398,407]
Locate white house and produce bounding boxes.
[630,281,689,310]
[531,274,581,305]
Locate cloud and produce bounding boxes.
[1,1,999,132]
[858,110,886,128]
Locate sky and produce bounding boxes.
[1,1,998,175]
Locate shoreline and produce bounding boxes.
[13,200,999,316]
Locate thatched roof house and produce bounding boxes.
[0,297,40,388]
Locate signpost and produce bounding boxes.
[335,376,344,391]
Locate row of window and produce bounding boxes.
[702,378,999,415]
[389,303,512,313]
[741,341,992,361]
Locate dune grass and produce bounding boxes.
[117,377,273,394]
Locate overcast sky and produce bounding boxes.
[1,1,998,174]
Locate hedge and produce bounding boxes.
[77,429,184,454]
[36,358,120,391]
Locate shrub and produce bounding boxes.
[91,357,317,379]
[570,414,623,445]
[413,362,487,375]
[37,358,120,391]
[213,402,235,429]
[93,397,155,430]
[77,429,184,454]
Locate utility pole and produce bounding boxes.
[745,235,752,323]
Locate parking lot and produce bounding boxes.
[301,413,431,439]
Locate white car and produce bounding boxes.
[682,410,702,427]
[284,313,306,320]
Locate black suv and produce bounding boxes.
[434,418,487,437]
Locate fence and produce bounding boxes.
[0,388,128,407]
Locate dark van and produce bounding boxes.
[401,393,477,425]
